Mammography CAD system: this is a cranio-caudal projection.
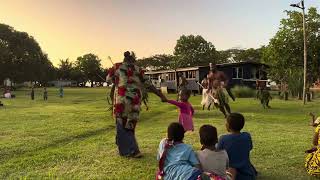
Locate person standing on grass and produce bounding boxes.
[201,76,213,111]
[107,51,166,158]
[31,87,35,100]
[59,86,64,98]
[43,87,48,101]
[165,89,194,132]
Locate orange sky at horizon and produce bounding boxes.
[2,0,318,69]
[0,0,176,68]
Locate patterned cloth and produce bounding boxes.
[305,125,320,176]
[107,62,152,130]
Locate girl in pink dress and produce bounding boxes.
[167,90,194,132]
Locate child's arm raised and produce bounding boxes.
[167,100,185,109]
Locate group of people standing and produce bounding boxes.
[30,86,64,101]
[107,51,257,180]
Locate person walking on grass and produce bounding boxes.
[31,87,35,100]
[43,87,48,101]
[107,51,166,158]
[59,86,64,98]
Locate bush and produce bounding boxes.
[232,86,255,98]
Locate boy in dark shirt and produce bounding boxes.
[217,113,257,180]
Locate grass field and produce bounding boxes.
[0,88,319,179]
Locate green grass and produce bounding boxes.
[0,88,319,179]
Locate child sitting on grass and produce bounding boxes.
[305,113,320,175]
[157,122,201,180]
[217,113,257,180]
[197,125,232,180]
[165,89,194,132]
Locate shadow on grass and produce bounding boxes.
[0,125,115,163]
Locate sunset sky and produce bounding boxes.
[0,0,319,68]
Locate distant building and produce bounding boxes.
[145,62,268,93]
[48,80,77,87]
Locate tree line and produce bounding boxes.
[136,35,262,71]
[0,23,105,87]
[1,7,319,92]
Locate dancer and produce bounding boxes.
[107,51,166,158]
[177,72,188,100]
[201,76,212,110]
[207,64,232,117]
[256,81,272,109]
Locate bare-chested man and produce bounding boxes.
[207,64,235,117]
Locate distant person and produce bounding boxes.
[0,101,3,107]
[31,87,35,100]
[177,72,188,100]
[156,122,201,180]
[256,87,272,109]
[166,89,194,132]
[197,124,233,180]
[4,90,12,98]
[305,113,320,176]
[43,87,48,101]
[201,76,213,110]
[59,86,64,98]
[217,113,257,180]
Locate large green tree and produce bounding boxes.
[75,53,103,87]
[262,7,320,95]
[174,35,219,67]
[136,54,173,70]
[57,59,73,80]
[0,23,55,84]
[219,48,262,63]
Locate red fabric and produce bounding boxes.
[140,69,145,76]
[127,78,133,84]
[114,103,124,113]
[115,63,122,70]
[127,68,133,77]
[108,68,114,76]
[115,76,120,84]
[118,86,126,96]
[132,95,141,105]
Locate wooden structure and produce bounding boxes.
[145,62,268,93]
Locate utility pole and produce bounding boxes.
[290,0,307,104]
